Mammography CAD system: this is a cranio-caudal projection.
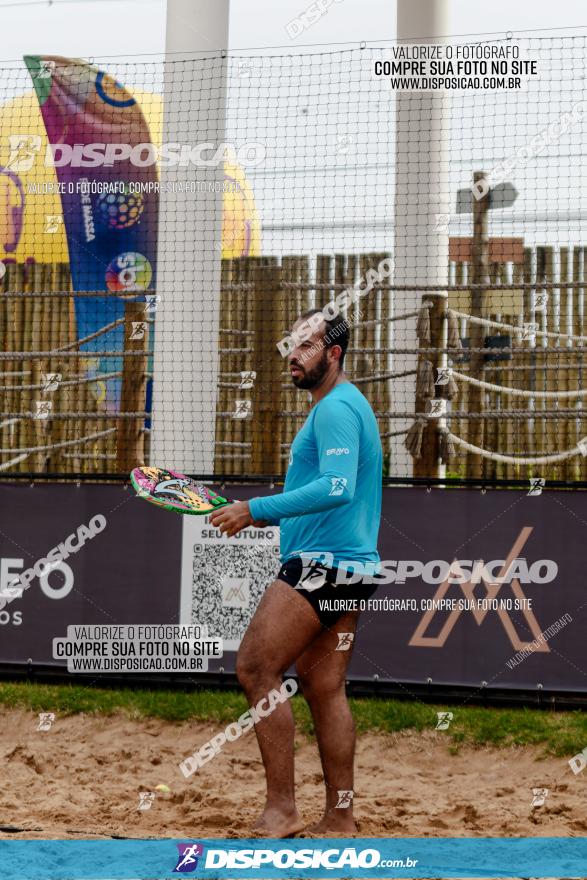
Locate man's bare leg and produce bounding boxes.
[296,610,361,833]
[236,578,324,837]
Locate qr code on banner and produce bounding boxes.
[185,535,281,647]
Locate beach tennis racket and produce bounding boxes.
[130,466,234,515]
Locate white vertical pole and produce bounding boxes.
[150,0,230,473]
[391,0,450,478]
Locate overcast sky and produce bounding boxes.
[1,0,585,253]
[0,0,586,62]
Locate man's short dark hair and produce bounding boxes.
[299,308,350,368]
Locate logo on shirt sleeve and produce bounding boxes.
[329,476,348,496]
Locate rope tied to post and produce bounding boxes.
[416,300,434,345]
[438,429,455,464]
[437,425,587,466]
[404,416,427,459]
[416,359,435,400]
[446,309,462,350]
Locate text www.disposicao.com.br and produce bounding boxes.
[69,657,203,671]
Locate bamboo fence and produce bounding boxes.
[1,248,586,481]
[447,244,587,481]
[214,253,392,476]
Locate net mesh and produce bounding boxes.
[0,37,586,481]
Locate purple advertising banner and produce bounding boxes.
[1,483,586,694]
[182,486,586,692]
[346,487,585,692]
[0,483,181,666]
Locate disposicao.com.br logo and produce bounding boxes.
[173,842,205,872]
[6,135,266,171]
[176,844,418,871]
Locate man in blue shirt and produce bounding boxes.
[210,309,382,838]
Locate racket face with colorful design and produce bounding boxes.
[130,466,233,515]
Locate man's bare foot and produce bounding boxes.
[305,814,358,835]
[251,806,305,838]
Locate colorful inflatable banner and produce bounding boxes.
[24,55,158,294]
[0,83,261,266]
[18,55,261,413]
[23,55,158,411]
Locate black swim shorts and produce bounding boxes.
[277,555,380,628]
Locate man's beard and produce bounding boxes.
[291,349,329,389]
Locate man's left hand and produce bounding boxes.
[210,500,253,537]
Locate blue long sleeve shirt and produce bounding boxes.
[248,382,382,567]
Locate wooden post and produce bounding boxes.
[217,256,232,475]
[0,263,17,472]
[280,256,295,470]
[486,262,499,481]
[49,264,76,473]
[0,262,6,465]
[29,264,46,474]
[413,292,445,478]
[279,256,297,472]
[453,260,466,470]
[357,254,374,394]
[13,264,26,472]
[559,247,570,481]
[538,247,553,468]
[241,256,256,475]
[116,300,148,473]
[581,248,587,480]
[278,255,311,471]
[316,255,331,311]
[498,262,511,480]
[522,247,535,469]
[571,246,583,481]
[467,170,490,479]
[250,262,282,476]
